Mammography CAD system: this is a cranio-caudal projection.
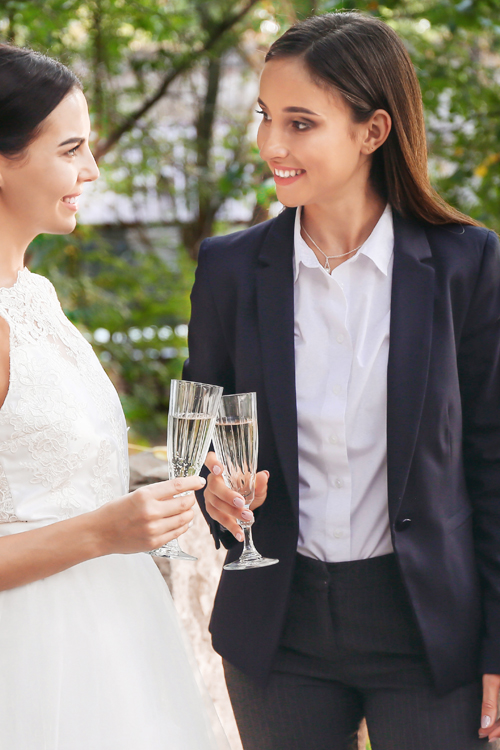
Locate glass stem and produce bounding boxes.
[239,521,261,561]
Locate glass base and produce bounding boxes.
[149,543,197,561]
[224,555,279,571]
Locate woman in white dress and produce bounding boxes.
[0,45,227,749]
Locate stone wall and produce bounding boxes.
[130,452,243,749]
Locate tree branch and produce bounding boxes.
[93,0,260,161]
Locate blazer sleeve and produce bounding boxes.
[182,238,237,551]
[458,230,500,674]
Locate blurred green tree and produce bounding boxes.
[0,0,498,440]
[304,0,500,229]
[27,227,195,442]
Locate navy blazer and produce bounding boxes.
[183,207,500,694]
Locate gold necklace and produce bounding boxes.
[301,224,362,273]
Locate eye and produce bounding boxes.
[66,144,81,157]
[292,120,310,132]
[256,109,270,121]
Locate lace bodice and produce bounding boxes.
[0,268,129,523]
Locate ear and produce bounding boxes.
[360,109,392,155]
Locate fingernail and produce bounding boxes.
[236,532,244,542]
[264,470,270,478]
[198,477,206,485]
[213,465,222,475]
[482,716,492,729]
[241,510,253,521]
[188,520,193,528]
[233,497,244,508]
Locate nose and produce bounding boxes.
[257,122,289,162]
[80,145,100,183]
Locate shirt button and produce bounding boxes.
[336,333,344,344]
[395,518,412,532]
[334,478,344,489]
[328,434,338,445]
[334,529,343,538]
[332,384,341,395]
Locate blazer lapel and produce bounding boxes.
[387,212,435,518]
[256,208,299,514]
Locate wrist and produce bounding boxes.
[80,506,112,559]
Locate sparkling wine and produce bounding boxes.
[213,417,258,502]
[168,412,214,478]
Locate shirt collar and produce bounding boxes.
[293,204,394,282]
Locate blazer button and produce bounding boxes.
[395,518,412,532]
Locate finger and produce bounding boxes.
[154,520,193,547]
[146,476,206,500]
[250,470,269,510]
[479,674,500,737]
[204,495,245,542]
[154,507,196,537]
[154,492,196,519]
[205,486,253,524]
[205,450,224,477]
[482,719,500,742]
[206,472,245,510]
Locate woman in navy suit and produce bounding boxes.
[184,11,500,749]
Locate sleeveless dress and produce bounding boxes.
[0,268,227,750]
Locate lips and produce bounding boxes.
[273,167,306,186]
[61,193,81,211]
[274,168,305,178]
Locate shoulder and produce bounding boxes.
[28,271,58,293]
[424,222,497,257]
[198,208,295,270]
[200,216,276,255]
[424,223,500,289]
[396,211,499,277]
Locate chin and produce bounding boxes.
[276,194,300,208]
[47,219,78,236]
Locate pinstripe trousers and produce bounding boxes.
[224,554,493,750]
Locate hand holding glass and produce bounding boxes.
[150,379,222,561]
[213,392,278,571]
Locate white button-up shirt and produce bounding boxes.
[294,205,394,562]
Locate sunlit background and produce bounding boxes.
[4,0,499,444]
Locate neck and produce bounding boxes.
[0,209,33,287]
[300,186,386,271]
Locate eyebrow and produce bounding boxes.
[258,98,320,117]
[57,137,85,148]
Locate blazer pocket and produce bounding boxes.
[445,506,473,532]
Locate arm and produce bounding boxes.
[0,313,204,590]
[0,475,204,591]
[183,239,269,548]
[183,239,237,549]
[456,231,500,739]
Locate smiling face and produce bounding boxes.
[0,88,99,240]
[257,56,375,210]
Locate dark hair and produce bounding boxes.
[0,45,81,159]
[266,12,479,227]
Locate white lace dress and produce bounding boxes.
[0,268,226,750]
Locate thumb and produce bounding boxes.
[204,450,224,477]
[480,674,500,736]
[251,470,269,510]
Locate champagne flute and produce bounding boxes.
[213,392,278,571]
[150,379,222,561]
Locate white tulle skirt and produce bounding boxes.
[0,523,228,750]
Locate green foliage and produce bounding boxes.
[314,0,500,231]
[28,228,195,443]
[2,0,499,439]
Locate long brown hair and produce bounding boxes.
[266,12,480,227]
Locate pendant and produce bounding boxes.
[324,257,331,273]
